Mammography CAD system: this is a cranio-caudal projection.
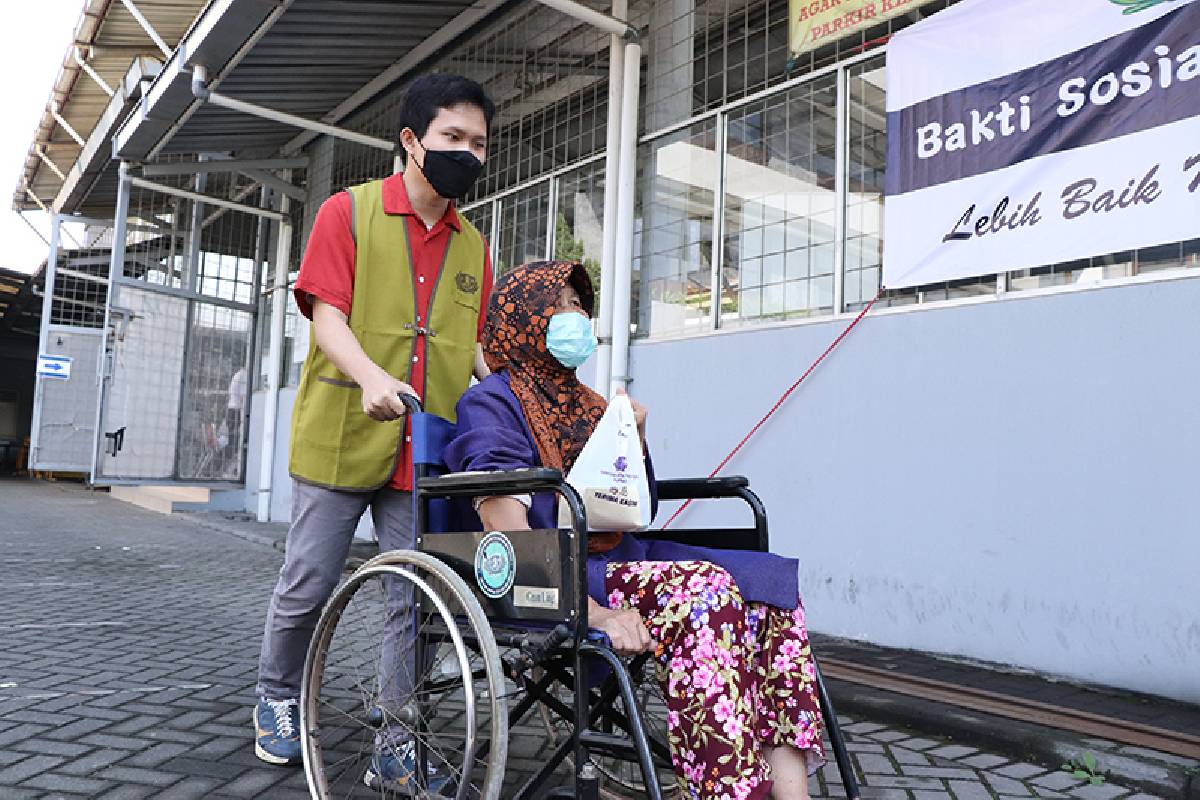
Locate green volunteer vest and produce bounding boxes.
[289,178,486,490]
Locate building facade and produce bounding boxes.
[20,0,1200,703]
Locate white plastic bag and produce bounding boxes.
[557,394,651,531]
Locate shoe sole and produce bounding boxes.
[363,769,416,796]
[253,707,302,767]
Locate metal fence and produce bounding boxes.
[87,158,296,484]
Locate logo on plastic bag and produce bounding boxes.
[475,532,516,599]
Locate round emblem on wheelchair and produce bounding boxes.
[474,531,516,599]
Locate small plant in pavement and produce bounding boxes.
[1062,751,1106,785]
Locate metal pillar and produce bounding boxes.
[28,215,63,467]
[90,162,132,483]
[608,40,642,396]
[530,0,641,397]
[245,187,272,486]
[709,113,728,329]
[594,0,627,396]
[257,190,292,522]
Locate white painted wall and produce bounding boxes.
[629,276,1200,704]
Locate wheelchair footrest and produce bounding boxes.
[579,730,639,759]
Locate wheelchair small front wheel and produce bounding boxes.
[302,550,507,800]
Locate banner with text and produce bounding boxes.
[883,0,1200,289]
[789,0,933,56]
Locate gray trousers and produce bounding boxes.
[256,479,415,701]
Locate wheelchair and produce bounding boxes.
[300,397,862,800]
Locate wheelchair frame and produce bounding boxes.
[409,427,861,798]
[301,396,863,800]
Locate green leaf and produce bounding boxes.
[1083,752,1098,772]
[1090,776,1106,785]
[1073,770,1090,780]
[1062,764,1074,771]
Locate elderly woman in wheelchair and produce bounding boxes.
[299,260,859,800]
[444,261,827,800]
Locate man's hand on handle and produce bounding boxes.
[360,371,419,422]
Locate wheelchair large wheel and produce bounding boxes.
[538,656,682,799]
[302,550,507,800]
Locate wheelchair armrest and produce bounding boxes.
[656,476,749,500]
[416,468,565,498]
[654,476,769,550]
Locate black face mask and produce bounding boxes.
[414,140,484,200]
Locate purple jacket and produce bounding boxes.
[444,372,799,609]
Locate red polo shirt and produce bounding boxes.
[293,172,493,491]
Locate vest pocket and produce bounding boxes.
[295,373,401,470]
[317,376,359,389]
[294,376,356,453]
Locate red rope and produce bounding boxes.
[660,290,883,529]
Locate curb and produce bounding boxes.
[176,511,381,567]
[176,512,288,554]
[827,678,1199,799]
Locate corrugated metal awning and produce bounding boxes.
[115,0,508,162]
[12,0,210,212]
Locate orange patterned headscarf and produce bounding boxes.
[482,260,605,473]
[481,261,620,552]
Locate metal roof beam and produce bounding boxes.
[50,103,87,148]
[119,0,173,57]
[115,0,298,162]
[73,47,115,97]
[238,168,306,203]
[191,65,394,152]
[532,0,638,40]
[35,148,67,182]
[128,176,286,221]
[280,0,513,156]
[138,156,308,176]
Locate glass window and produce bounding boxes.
[462,203,494,249]
[844,58,885,312]
[633,121,718,339]
[1008,240,1199,290]
[554,163,607,299]
[462,202,497,278]
[721,72,838,328]
[495,183,550,276]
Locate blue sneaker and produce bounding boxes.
[254,698,302,766]
[364,741,457,797]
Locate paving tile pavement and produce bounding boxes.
[0,481,1156,799]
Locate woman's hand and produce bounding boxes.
[616,388,648,437]
[589,600,654,656]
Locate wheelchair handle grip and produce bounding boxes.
[397,392,422,415]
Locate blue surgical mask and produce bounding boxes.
[546,311,597,368]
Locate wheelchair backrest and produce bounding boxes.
[410,411,459,533]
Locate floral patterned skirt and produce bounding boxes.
[605,560,825,800]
